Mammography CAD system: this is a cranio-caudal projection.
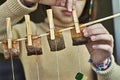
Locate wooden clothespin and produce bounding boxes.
[71,10,88,45]
[46,9,66,51]
[47,9,55,40]
[25,15,32,46]
[72,9,80,33]
[6,18,12,49]
[25,15,42,56]
[2,17,20,59]
[6,18,16,79]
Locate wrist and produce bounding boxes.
[94,56,111,73]
[20,0,36,7]
[89,56,111,73]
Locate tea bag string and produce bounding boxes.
[73,9,87,80]
[72,9,82,73]
[47,9,60,80]
[25,15,40,80]
[6,18,15,80]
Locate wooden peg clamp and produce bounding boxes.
[25,15,42,56]
[47,9,55,40]
[71,10,88,45]
[25,15,32,46]
[6,18,12,49]
[46,9,65,51]
[72,9,81,33]
[2,18,20,59]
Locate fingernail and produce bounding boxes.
[68,5,72,11]
[92,45,97,49]
[83,29,88,37]
[91,36,96,41]
[61,2,65,6]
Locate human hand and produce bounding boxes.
[83,23,114,64]
[21,0,76,11]
[39,0,76,11]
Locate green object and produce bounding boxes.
[75,72,83,80]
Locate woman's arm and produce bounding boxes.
[0,0,37,40]
[83,23,120,80]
